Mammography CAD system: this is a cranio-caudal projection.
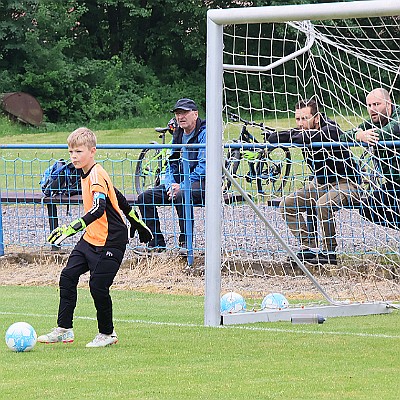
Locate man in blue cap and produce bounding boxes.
[137,98,206,252]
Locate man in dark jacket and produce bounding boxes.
[137,98,206,251]
[269,99,360,265]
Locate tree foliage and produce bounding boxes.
[0,0,362,123]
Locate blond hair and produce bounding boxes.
[67,127,97,149]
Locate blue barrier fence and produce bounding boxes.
[1,142,400,268]
[0,144,205,261]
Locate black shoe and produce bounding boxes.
[317,252,337,265]
[295,248,320,261]
[147,239,166,253]
[294,249,337,265]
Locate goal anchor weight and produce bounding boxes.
[221,303,393,325]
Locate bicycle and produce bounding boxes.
[357,146,385,192]
[134,118,175,195]
[224,112,292,196]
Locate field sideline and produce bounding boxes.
[1,286,399,400]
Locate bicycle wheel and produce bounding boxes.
[255,146,292,196]
[358,148,384,192]
[223,148,241,192]
[135,147,162,194]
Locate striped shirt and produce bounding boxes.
[81,163,128,248]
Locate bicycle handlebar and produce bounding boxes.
[228,112,275,132]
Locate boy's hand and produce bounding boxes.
[127,209,153,243]
[47,218,86,245]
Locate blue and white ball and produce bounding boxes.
[220,292,246,314]
[5,322,37,352]
[261,293,289,310]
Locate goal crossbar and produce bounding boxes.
[207,0,400,25]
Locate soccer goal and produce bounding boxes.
[204,0,400,326]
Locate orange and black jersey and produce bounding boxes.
[80,164,128,249]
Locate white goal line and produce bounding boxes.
[1,310,400,340]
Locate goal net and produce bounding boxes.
[205,2,400,324]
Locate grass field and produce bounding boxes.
[1,286,400,400]
[2,116,399,399]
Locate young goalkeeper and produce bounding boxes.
[38,127,152,348]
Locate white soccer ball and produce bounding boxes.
[5,322,37,352]
[220,292,246,314]
[261,293,289,310]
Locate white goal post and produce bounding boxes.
[205,0,400,326]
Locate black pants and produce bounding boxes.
[137,181,205,246]
[360,183,400,230]
[57,238,125,335]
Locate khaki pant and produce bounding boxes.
[279,179,360,252]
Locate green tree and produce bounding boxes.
[2,0,355,123]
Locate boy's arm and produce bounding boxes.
[113,186,153,243]
[47,192,107,245]
[48,188,153,245]
[113,186,131,215]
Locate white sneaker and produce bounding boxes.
[37,327,74,343]
[86,331,118,348]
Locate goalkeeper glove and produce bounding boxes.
[47,218,86,245]
[127,209,153,243]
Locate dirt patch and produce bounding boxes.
[0,249,311,298]
[1,249,399,303]
[0,249,206,295]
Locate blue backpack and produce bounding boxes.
[40,159,82,197]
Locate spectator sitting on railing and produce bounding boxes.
[268,98,361,265]
[340,87,400,229]
[137,98,206,253]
